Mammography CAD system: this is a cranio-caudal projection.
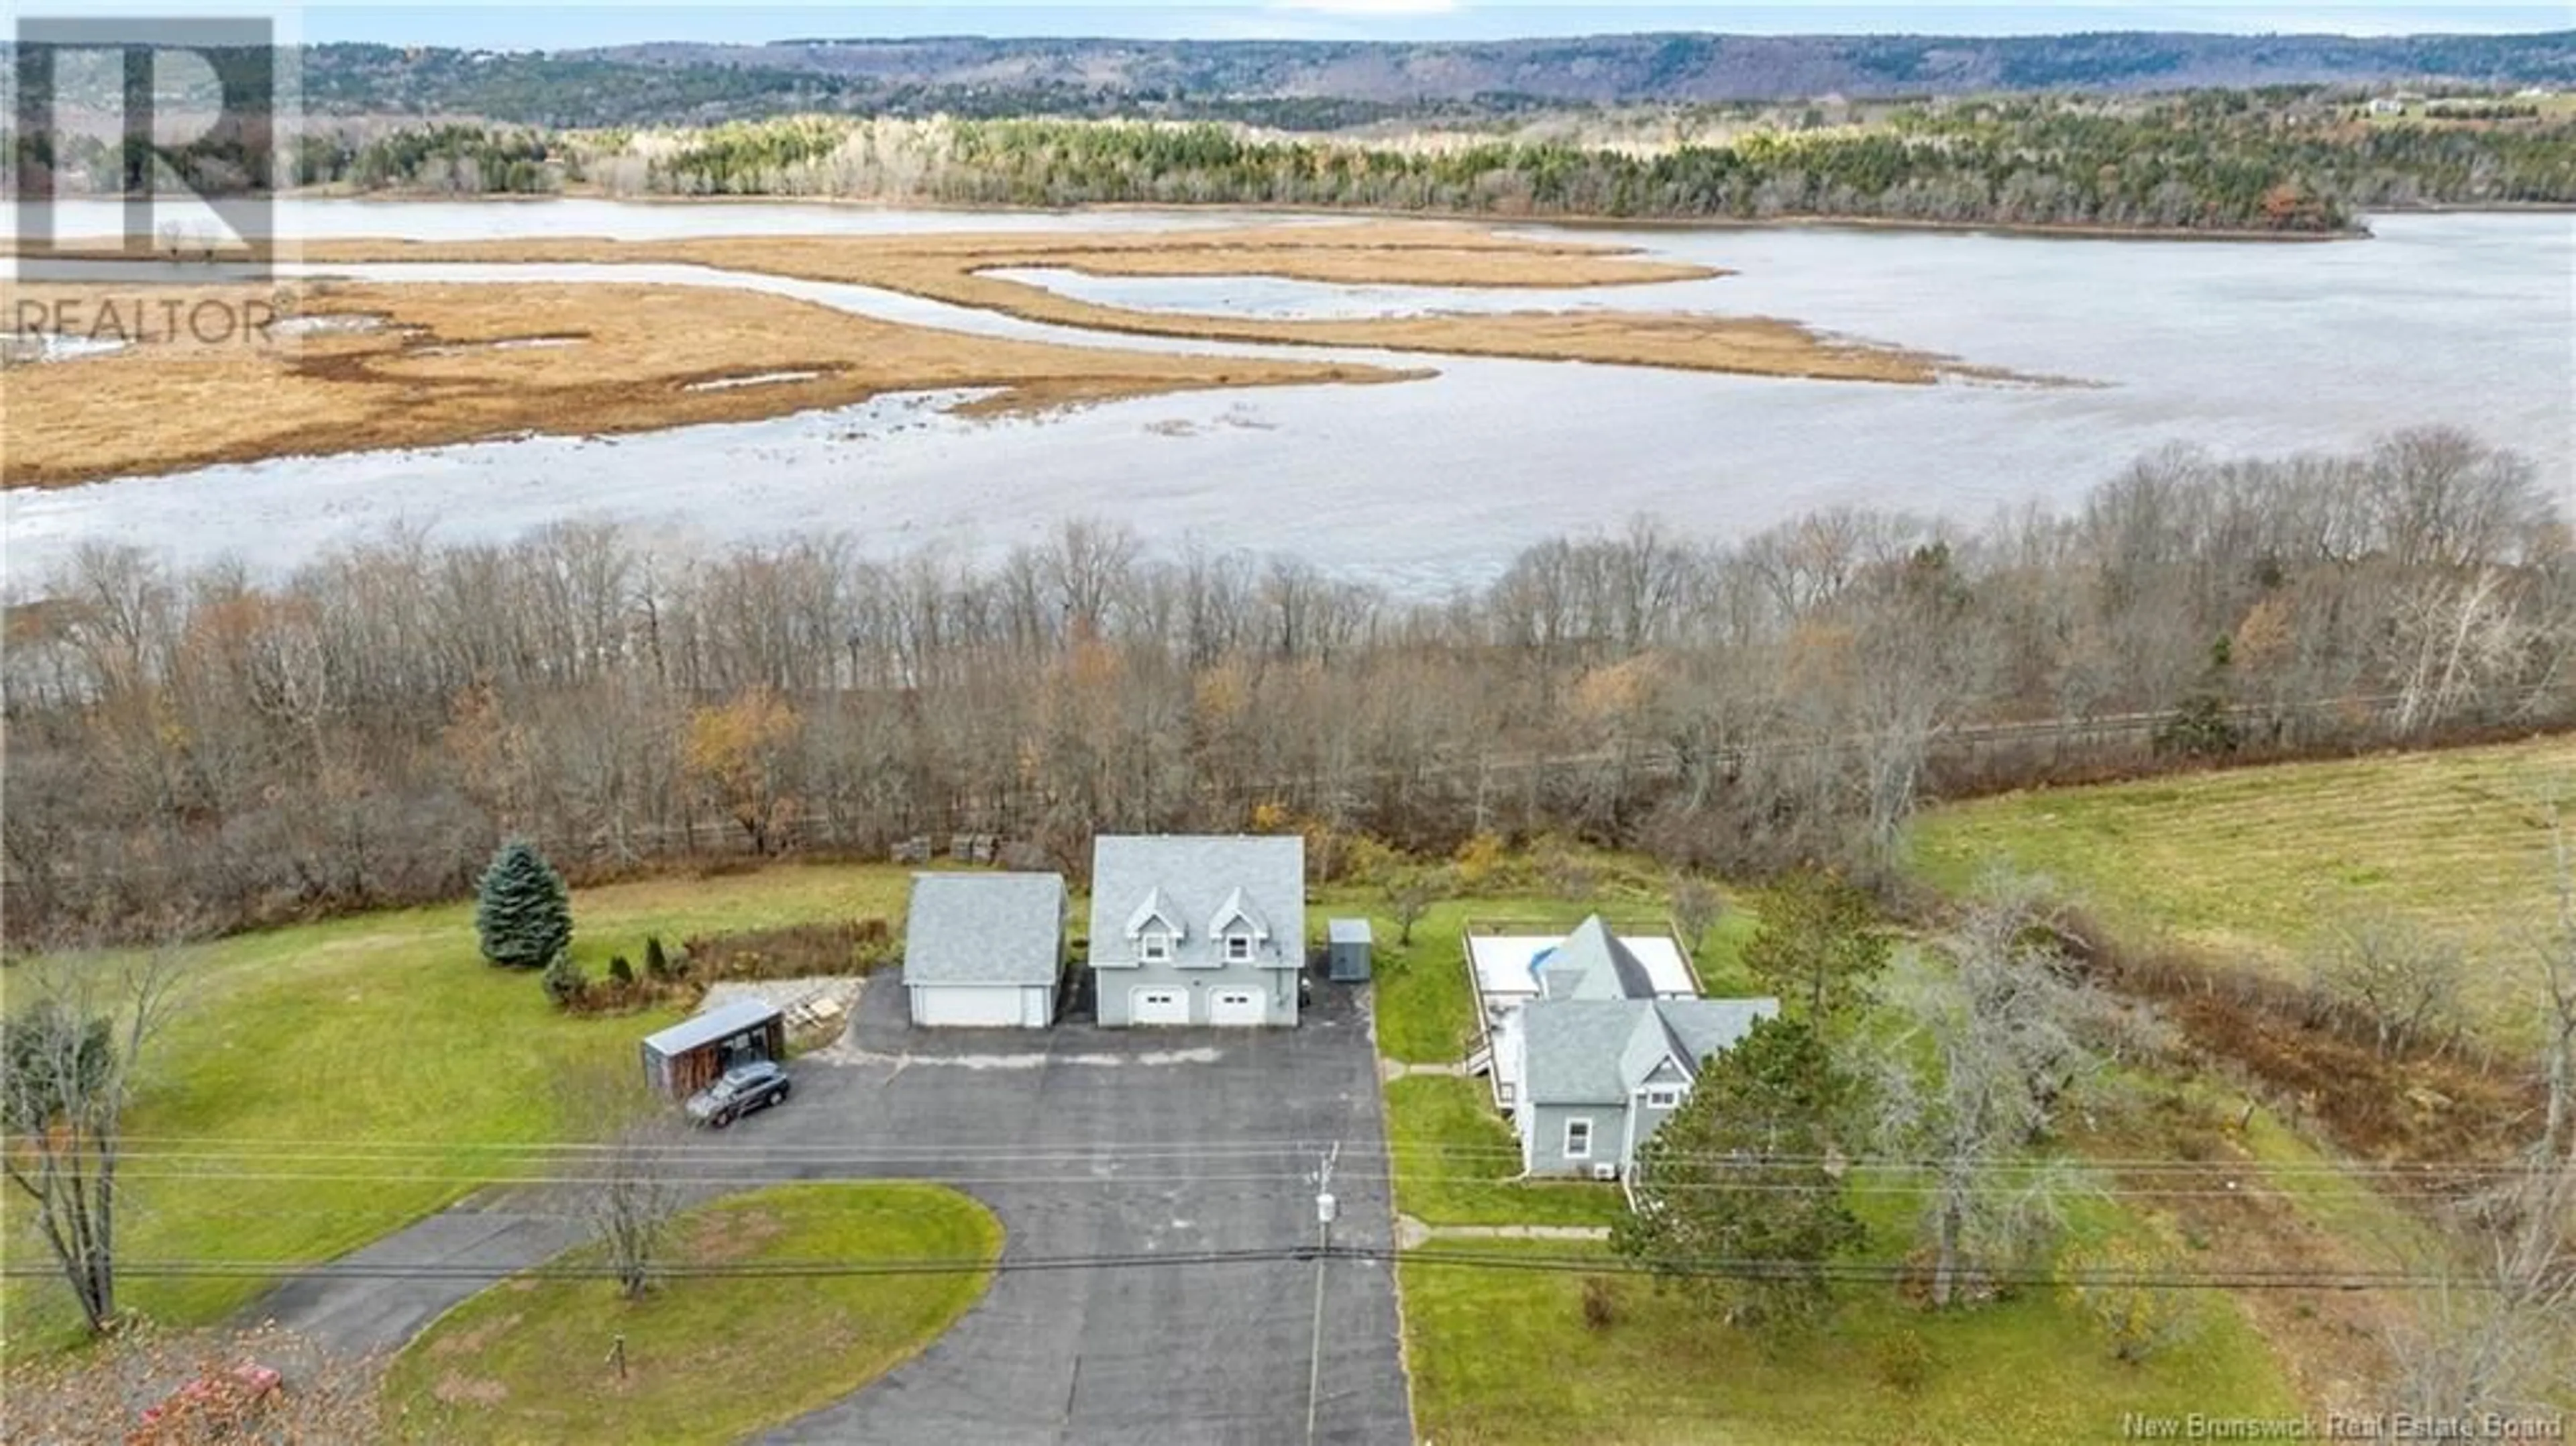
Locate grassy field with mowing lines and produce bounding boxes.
[1909,735,2576,1031]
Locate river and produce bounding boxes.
[5,201,2567,594]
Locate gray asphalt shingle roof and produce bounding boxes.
[1534,915,1658,1001]
[1088,835,1305,968]
[902,872,1067,986]
[1520,996,1780,1104]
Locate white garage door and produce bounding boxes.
[1130,988,1191,1025]
[913,986,1026,1028]
[1209,988,1266,1026]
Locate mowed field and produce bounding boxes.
[384,1182,1001,1444]
[1350,876,2308,1443]
[0,864,914,1355]
[1909,735,2576,1031]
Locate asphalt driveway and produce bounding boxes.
[759,978,1410,1445]
[252,975,1413,1445]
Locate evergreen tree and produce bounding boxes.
[643,935,674,980]
[1740,869,1892,1025]
[608,953,635,986]
[1611,1015,1866,1328]
[475,840,572,970]
[541,949,586,1009]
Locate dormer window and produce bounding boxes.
[1225,933,1252,962]
[1141,930,1172,963]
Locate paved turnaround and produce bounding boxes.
[759,980,1412,1445]
[251,978,1413,1446]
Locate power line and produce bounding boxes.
[54,1135,2565,1176]
[0,1245,2508,1293]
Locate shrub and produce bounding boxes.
[1453,832,1511,890]
[1537,843,1598,905]
[1875,1329,1933,1394]
[2062,1238,2201,1364]
[539,949,586,1009]
[1580,1275,1621,1331]
[643,935,674,980]
[608,954,635,986]
[2153,690,2240,759]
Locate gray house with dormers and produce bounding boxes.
[1510,996,1778,1178]
[1479,914,1777,1178]
[1087,835,1306,1027]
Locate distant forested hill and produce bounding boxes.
[294,31,2576,127]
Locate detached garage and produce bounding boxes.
[903,872,1066,1029]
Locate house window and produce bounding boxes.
[1140,931,1171,963]
[1646,1088,1681,1109]
[1224,933,1252,962]
[1563,1118,1593,1160]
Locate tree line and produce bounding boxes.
[276,90,2576,231]
[3,427,2567,947]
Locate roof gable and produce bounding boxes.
[1126,886,1185,940]
[1208,885,1271,942]
[1517,994,1783,1105]
[1617,1009,1692,1092]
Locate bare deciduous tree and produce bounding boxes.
[565,1065,688,1300]
[1,948,187,1334]
[5,433,2565,947]
[1383,866,1442,948]
[1874,878,2102,1308]
[2309,913,2464,1059]
[1668,874,1723,960]
[2383,1162,2576,1421]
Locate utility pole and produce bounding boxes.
[1305,1141,1339,1445]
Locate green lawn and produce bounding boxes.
[1385,1076,1629,1229]
[1347,898,1485,1065]
[2,863,914,1355]
[1401,1229,2300,1446]
[1909,735,2575,1032]
[383,1182,1000,1444]
[1377,877,2310,1442]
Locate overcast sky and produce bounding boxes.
[231,3,2576,50]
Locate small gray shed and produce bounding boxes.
[1327,919,1374,982]
[640,998,786,1102]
